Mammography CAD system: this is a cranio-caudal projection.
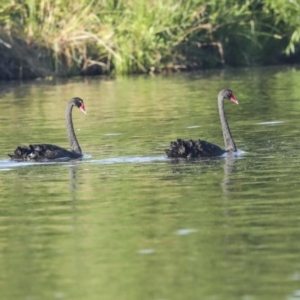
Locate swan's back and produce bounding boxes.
[8,144,82,160]
[165,139,225,158]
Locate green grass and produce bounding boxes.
[0,0,300,78]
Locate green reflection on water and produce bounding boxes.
[1,66,300,300]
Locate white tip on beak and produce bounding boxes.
[80,107,87,114]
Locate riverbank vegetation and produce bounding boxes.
[1,0,300,79]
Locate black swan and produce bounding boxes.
[8,97,86,160]
[165,89,238,158]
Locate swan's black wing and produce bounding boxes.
[8,144,82,160]
[165,139,225,158]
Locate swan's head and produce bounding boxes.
[220,89,238,104]
[72,97,87,114]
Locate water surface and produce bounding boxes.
[1,66,300,300]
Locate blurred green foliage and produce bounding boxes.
[0,0,300,77]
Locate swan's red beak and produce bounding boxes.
[80,103,87,114]
[230,94,239,104]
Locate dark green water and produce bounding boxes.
[1,66,300,300]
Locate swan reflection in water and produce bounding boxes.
[221,153,237,197]
[166,152,239,199]
[69,164,78,201]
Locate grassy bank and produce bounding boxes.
[0,0,300,79]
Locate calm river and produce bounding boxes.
[1,66,300,300]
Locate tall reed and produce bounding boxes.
[0,0,299,77]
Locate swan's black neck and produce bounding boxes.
[218,94,237,152]
[66,101,82,154]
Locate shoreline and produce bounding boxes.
[1,1,300,81]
